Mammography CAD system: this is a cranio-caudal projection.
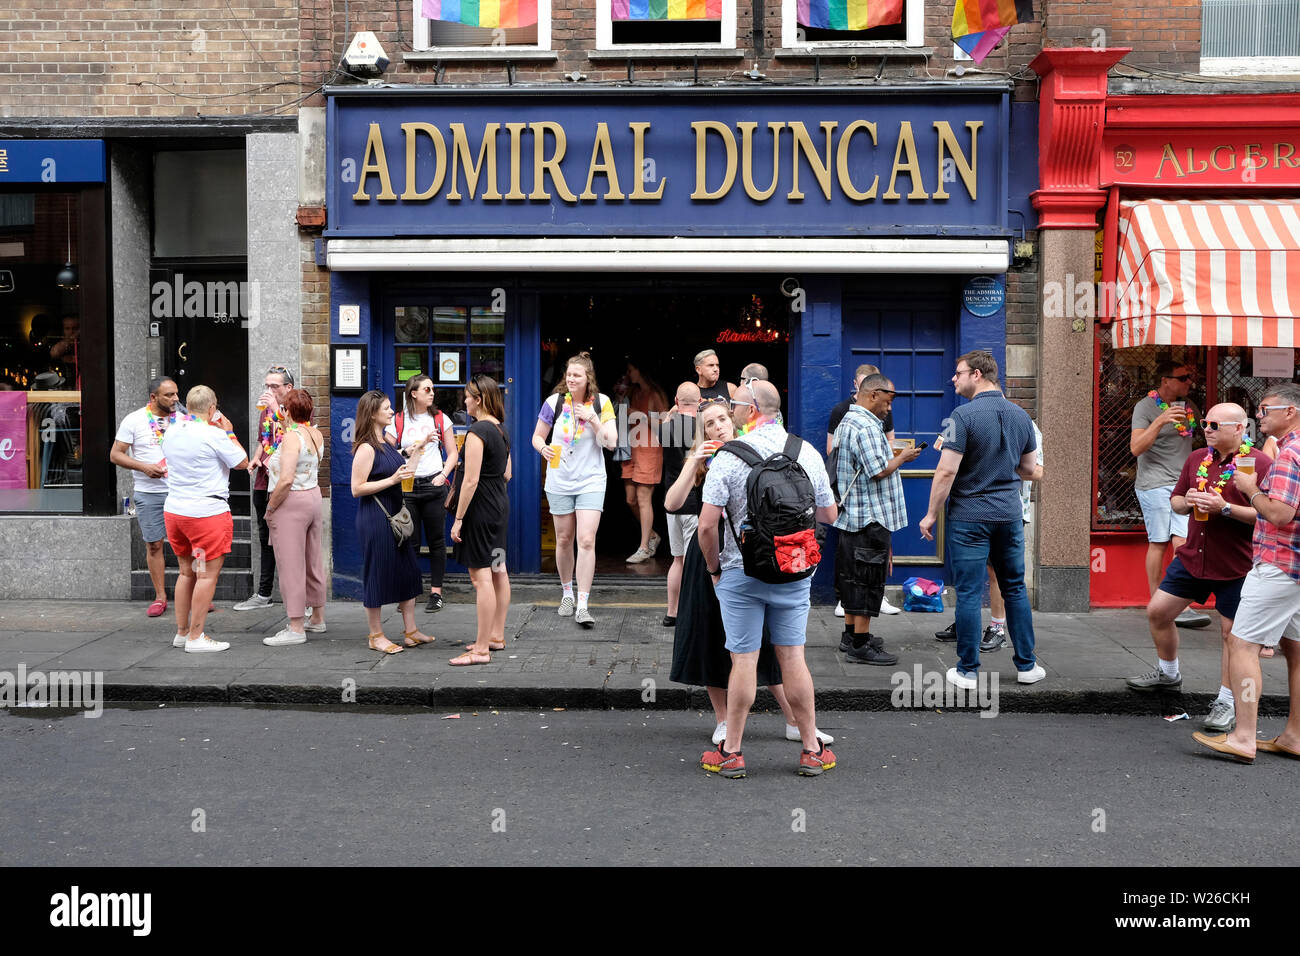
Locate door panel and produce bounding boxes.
[841,294,957,580]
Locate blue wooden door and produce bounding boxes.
[840,293,957,583]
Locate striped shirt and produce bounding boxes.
[1253,429,1300,583]
[832,404,907,533]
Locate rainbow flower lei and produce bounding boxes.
[1149,390,1195,436]
[1195,436,1254,494]
[558,393,590,445]
[144,406,181,444]
[259,406,285,456]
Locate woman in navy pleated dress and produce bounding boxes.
[350,390,431,654]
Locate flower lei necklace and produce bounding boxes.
[260,406,286,456]
[558,392,591,446]
[1195,436,1254,493]
[1149,391,1195,436]
[144,405,181,444]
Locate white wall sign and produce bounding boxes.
[339,304,360,336]
[336,348,363,389]
[1253,347,1294,379]
[439,352,460,382]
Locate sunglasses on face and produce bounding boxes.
[1203,421,1244,431]
[729,399,755,410]
[1165,374,1193,383]
[1259,404,1295,415]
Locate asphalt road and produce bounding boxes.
[1,705,1295,867]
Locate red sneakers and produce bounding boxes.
[798,745,837,776]
[700,747,746,778]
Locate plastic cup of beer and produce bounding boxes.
[1194,501,1210,521]
[1235,455,1255,475]
[401,473,415,493]
[1170,400,1187,422]
[548,443,563,469]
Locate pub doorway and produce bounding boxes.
[538,285,789,576]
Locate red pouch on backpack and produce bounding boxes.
[773,529,821,574]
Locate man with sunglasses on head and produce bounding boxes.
[234,364,295,611]
[694,349,736,404]
[1127,404,1272,735]
[1131,361,1209,627]
[1193,385,1300,763]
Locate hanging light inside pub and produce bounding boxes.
[56,194,79,291]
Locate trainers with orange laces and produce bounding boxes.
[700,746,746,778]
[798,744,837,776]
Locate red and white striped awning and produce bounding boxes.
[1111,199,1300,348]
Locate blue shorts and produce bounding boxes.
[1159,556,1245,621]
[134,491,168,543]
[1136,484,1189,543]
[714,567,811,654]
[546,490,605,515]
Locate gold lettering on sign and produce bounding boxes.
[1210,144,1236,172]
[835,120,877,201]
[628,122,666,200]
[504,122,527,200]
[738,121,785,201]
[1245,143,1266,170]
[580,122,625,201]
[528,122,577,202]
[691,121,737,201]
[932,120,981,201]
[448,123,502,200]
[400,123,447,200]
[787,121,837,201]
[353,122,397,201]
[1276,142,1300,169]
[1184,148,1208,175]
[883,121,928,199]
[1155,143,1186,179]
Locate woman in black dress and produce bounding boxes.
[350,390,432,654]
[666,398,832,747]
[449,375,512,666]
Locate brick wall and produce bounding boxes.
[0,0,303,117]
[1005,231,1040,421]
[300,234,332,492]
[1043,1,1201,73]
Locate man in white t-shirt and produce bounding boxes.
[110,377,183,617]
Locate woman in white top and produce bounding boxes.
[159,385,249,653]
[531,352,618,628]
[384,374,459,613]
[264,388,327,646]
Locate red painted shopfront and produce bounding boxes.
[1087,93,1300,606]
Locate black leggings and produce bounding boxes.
[404,480,447,589]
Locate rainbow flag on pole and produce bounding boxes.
[612,0,722,20]
[797,0,903,30]
[952,0,1033,63]
[422,0,538,29]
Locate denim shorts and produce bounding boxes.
[714,567,812,654]
[546,490,605,515]
[134,491,168,543]
[1136,484,1188,543]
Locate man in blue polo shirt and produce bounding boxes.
[920,350,1045,689]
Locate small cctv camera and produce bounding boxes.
[779,277,800,298]
[343,32,389,78]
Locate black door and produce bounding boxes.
[153,263,250,513]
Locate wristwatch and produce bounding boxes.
[1220,503,1232,516]
[707,566,720,576]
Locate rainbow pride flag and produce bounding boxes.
[797,0,903,30]
[422,0,538,29]
[952,0,1033,64]
[612,0,722,19]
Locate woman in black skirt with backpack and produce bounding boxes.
[350,390,432,655]
[449,374,512,665]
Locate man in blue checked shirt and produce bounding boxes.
[832,374,924,665]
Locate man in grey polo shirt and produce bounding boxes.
[1131,360,1208,627]
[920,351,1044,689]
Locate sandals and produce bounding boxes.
[464,640,506,651]
[368,632,403,655]
[449,649,491,666]
[403,628,436,647]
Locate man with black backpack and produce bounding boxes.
[698,380,839,778]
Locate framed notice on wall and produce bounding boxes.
[331,344,368,395]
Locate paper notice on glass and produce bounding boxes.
[336,348,363,389]
[1253,347,1294,379]
[439,351,460,382]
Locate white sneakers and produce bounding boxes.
[263,628,307,646]
[183,634,230,653]
[785,724,834,745]
[946,667,978,691]
[712,721,727,745]
[1017,664,1047,684]
[625,546,654,564]
[878,596,901,615]
[172,633,187,648]
[232,593,273,611]
[303,620,327,633]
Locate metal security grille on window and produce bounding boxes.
[1202,0,1300,57]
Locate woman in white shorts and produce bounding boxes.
[531,352,617,628]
